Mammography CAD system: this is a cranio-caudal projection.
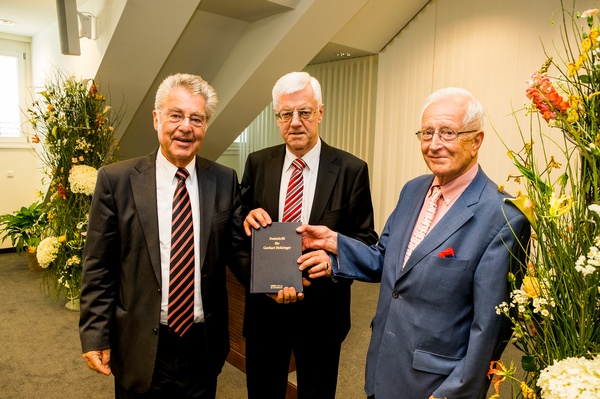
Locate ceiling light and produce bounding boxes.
[0,19,16,26]
[336,52,352,57]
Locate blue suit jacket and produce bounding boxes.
[333,167,530,399]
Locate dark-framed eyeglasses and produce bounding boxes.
[415,129,479,142]
[157,109,207,128]
[275,109,317,123]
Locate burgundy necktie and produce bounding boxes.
[168,167,194,336]
[403,185,442,268]
[282,158,306,223]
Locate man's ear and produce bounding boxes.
[472,130,484,154]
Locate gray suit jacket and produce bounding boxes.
[79,150,248,392]
[334,167,530,399]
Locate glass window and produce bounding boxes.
[0,54,21,138]
[0,37,32,147]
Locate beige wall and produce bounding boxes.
[371,0,596,230]
[0,0,126,249]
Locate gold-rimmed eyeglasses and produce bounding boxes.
[415,129,479,142]
[157,109,207,128]
[275,109,317,123]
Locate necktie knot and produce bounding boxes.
[176,168,189,181]
[430,185,442,203]
[293,158,306,171]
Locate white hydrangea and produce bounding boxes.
[36,236,60,268]
[538,356,600,399]
[69,165,97,196]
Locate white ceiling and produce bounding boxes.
[0,0,428,64]
[0,0,430,160]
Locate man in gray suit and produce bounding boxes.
[79,73,248,398]
[298,87,530,399]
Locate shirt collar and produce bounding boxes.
[433,163,479,205]
[284,138,321,172]
[156,150,196,181]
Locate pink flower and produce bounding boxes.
[581,9,599,18]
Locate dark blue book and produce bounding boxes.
[250,222,303,294]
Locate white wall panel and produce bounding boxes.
[373,0,596,229]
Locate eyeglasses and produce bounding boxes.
[275,109,317,123]
[415,129,479,142]
[157,110,207,128]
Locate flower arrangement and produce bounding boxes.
[28,70,120,302]
[489,1,600,397]
[537,356,600,398]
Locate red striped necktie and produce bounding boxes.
[168,167,195,336]
[282,158,306,223]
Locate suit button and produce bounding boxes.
[157,288,161,293]
[392,291,399,299]
[153,328,159,335]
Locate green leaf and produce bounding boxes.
[521,355,538,372]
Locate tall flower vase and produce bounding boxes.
[65,290,80,311]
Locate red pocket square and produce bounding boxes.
[437,247,455,258]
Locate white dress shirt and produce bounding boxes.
[156,150,204,324]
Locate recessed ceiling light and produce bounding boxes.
[0,19,16,26]
[336,52,352,57]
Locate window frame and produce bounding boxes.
[0,35,32,148]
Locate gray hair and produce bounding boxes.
[420,87,484,130]
[272,71,322,110]
[155,73,218,120]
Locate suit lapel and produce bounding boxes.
[309,142,339,224]
[264,146,285,218]
[130,152,161,285]
[196,157,215,270]
[400,169,487,276]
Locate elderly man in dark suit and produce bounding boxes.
[298,87,530,399]
[241,71,378,399]
[79,73,248,399]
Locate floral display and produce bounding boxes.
[36,236,60,268]
[68,165,98,196]
[489,1,600,397]
[536,356,600,398]
[28,71,119,301]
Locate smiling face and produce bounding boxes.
[420,96,484,185]
[153,86,206,168]
[275,84,323,158]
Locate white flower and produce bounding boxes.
[589,204,600,216]
[66,255,81,266]
[538,356,600,398]
[36,236,60,268]
[69,165,97,196]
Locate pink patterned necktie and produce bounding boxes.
[168,167,195,336]
[403,185,442,268]
[282,158,306,223]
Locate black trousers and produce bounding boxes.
[245,331,342,399]
[115,323,217,399]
